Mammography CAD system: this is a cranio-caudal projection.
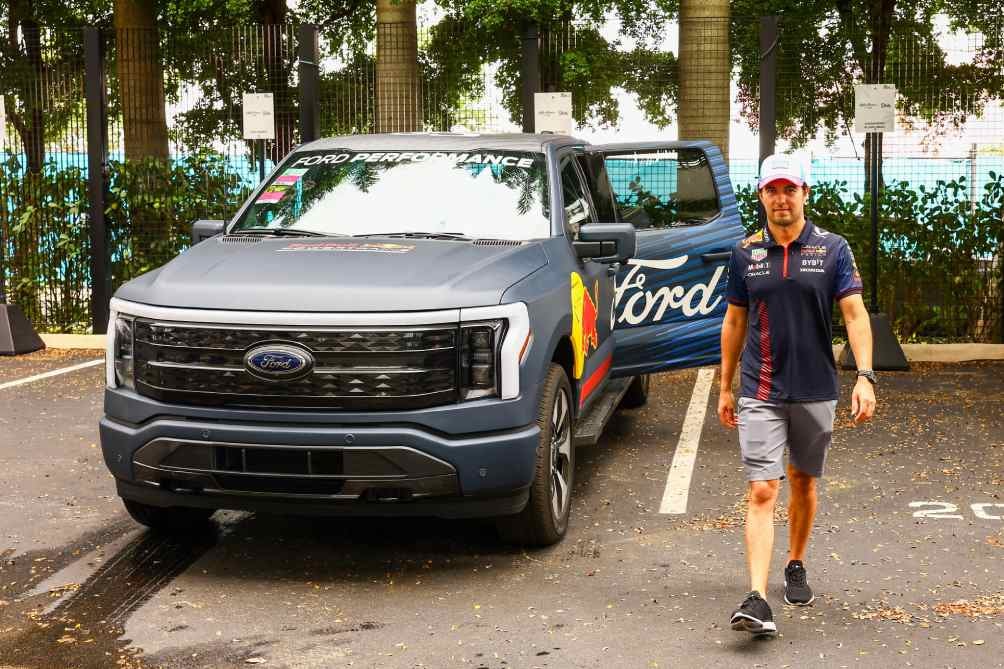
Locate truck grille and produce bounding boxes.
[132,320,458,410]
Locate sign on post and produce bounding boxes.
[534,92,572,135]
[242,93,275,140]
[854,84,897,134]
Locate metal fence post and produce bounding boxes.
[758,15,778,228]
[84,27,109,334]
[298,24,320,144]
[521,24,540,133]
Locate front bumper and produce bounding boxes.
[100,399,540,519]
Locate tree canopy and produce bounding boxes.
[730,0,1004,147]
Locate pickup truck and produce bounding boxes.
[101,133,744,546]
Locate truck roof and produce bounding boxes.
[299,132,585,154]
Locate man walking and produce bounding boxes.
[717,153,876,636]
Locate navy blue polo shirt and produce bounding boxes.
[725,220,863,402]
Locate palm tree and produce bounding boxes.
[114,0,170,161]
[375,0,421,132]
[677,0,730,158]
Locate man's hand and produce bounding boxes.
[718,388,738,429]
[850,377,876,425]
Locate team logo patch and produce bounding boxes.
[741,230,764,249]
[802,245,827,257]
[751,248,767,262]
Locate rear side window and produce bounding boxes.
[602,149,719,229]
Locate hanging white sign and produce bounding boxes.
[854,84,897,133]
[243,93,275,140]
[534,92,573,135]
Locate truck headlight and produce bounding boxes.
[108,315,135,390]
[459,320,504,400]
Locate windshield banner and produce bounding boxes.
[290,152,535,168]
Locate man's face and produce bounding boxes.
[758,180,809,227]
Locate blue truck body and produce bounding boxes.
[100,133,744,542]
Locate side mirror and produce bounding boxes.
[191,219,225,245]
[574,223,637,264]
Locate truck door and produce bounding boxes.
[558,152,616,411]
[581,142,745,378]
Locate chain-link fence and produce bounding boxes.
[2,17,1002,341]
[108,24,300,293]
[0,27,90,331]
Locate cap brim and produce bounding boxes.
[757,176,805,189]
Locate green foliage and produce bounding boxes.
[0,157,90,331]
[731,1,1004,147]
[1,153,247,332]
[106,153,249,280]
[735,175,1004,341]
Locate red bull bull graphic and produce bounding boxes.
[570,272,600,379]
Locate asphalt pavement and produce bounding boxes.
[0,350,1001,669]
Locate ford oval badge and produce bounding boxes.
[244,344,314,382]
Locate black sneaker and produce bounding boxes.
[730,591,777,636]
[784,560,815,605]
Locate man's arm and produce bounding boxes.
[838,293,876,424]
[717,303,748,428]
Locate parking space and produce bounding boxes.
[0,358,1001,668]
[0,349,104,386]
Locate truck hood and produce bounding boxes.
[114,236,549,312]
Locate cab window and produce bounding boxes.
[602,148,719,229]
[560,158,593,238]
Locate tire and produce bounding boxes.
[619,374,651,409]
[496,363,574,547]
[122,499,216,532]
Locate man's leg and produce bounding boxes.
[782,400,835,606]
[746,479,781,595]
[786,463,817,562]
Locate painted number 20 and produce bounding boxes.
[910,501,1004,520]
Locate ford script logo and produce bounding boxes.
[244,344,314,382]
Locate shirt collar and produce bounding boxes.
[762,219,814,248]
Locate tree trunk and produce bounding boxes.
[677,0,730,158]
[115,0,170,162]
[375,0,421,133]
[6,2,47,173]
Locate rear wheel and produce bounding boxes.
[123,499,216,532]
[496,364,574,547]
[619,374,651,409]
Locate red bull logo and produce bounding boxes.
[570,272,600,379]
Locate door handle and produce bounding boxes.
[701,251,732,263]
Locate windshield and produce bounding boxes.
[231,149,551,240]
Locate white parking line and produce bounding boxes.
[659,367,715,515]
[0,358,104,391]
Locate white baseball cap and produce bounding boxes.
[757,153,809,189]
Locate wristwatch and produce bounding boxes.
[856,369,877,385]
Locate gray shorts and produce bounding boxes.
[737,397,838,481]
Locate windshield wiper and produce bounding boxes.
[228,228,343,238]
[353,231,473,241]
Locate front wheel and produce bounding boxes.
[123,499,216,533]
[496,364,574,547]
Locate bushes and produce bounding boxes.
[736,175,1004,342]
[105,153,248,284]
[4,155,1002,340]
[1,153,249,332]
